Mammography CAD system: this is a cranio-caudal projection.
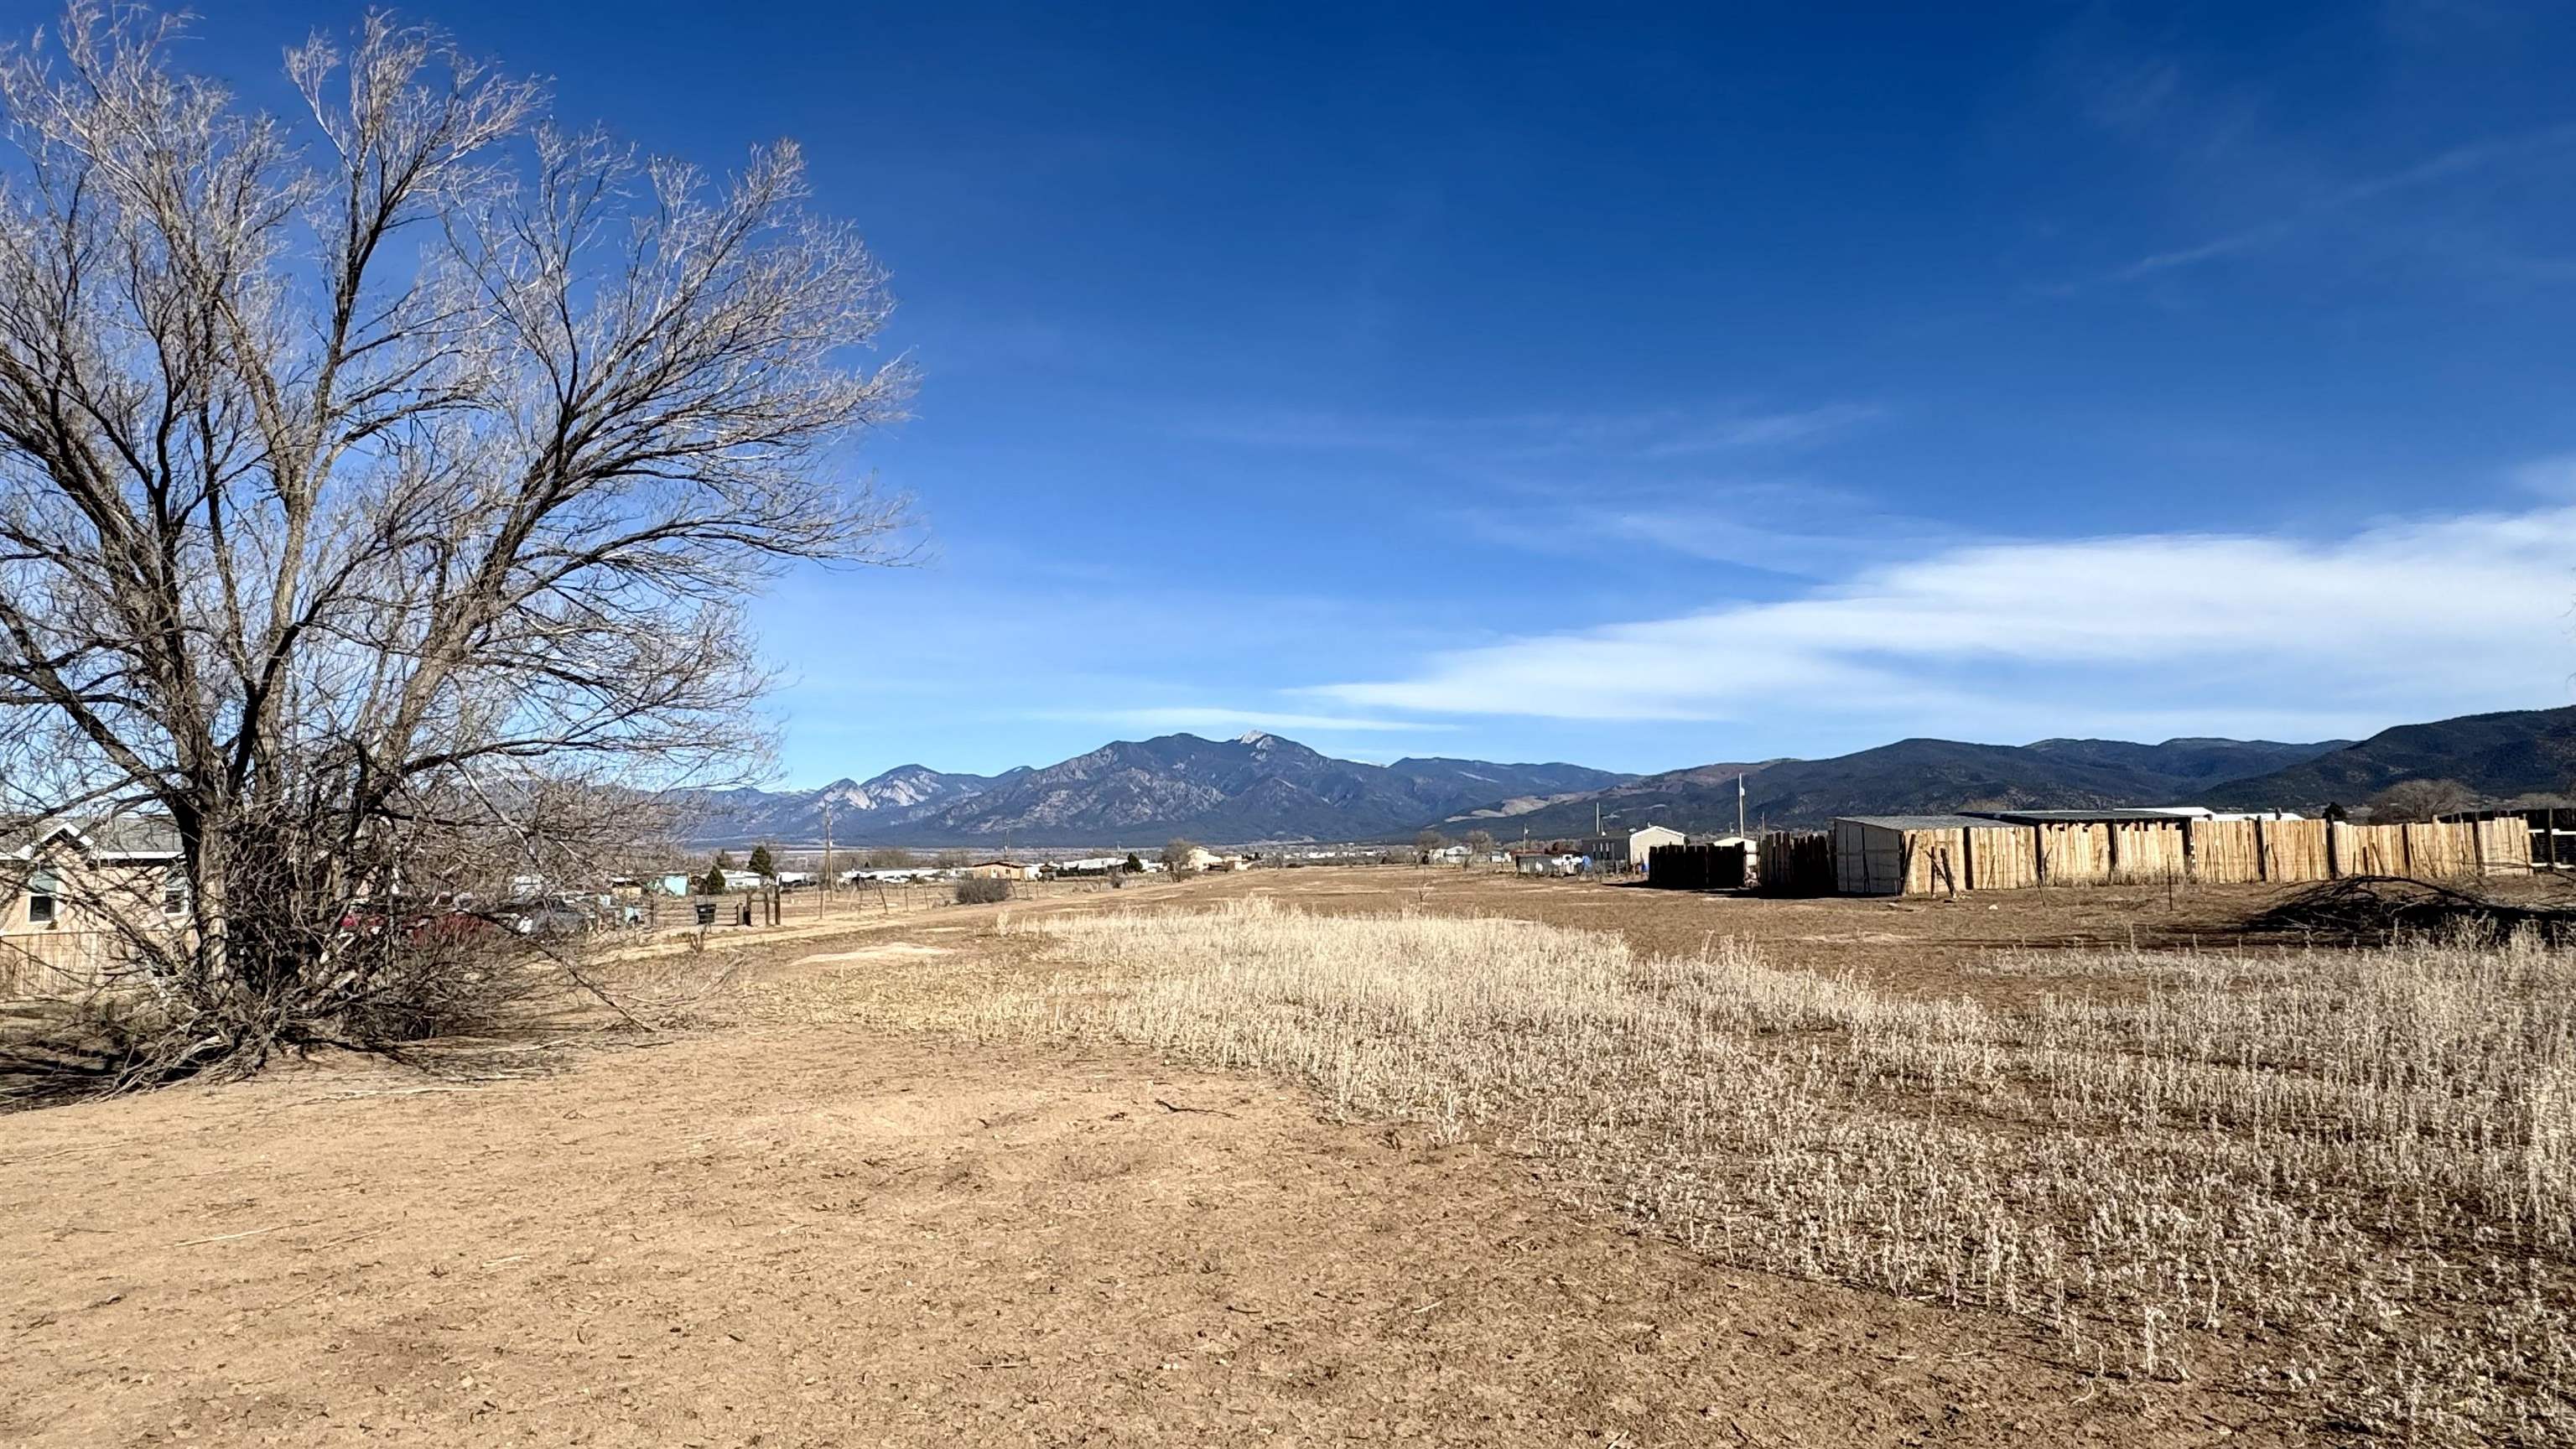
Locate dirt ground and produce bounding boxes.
[0,868,2373,1446]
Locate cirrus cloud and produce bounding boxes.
[1311,504,2576,742]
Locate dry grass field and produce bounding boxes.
[5,866,2570,1445]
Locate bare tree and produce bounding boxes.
[1161,839,1202,874]
[1464,828,1494,865]
[2365,779,2479,823]
[0,7,911,1082]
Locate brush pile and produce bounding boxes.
[2246,874,2576,943]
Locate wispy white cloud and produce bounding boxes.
[1050,707,1459,736]
[2103,125,2576,283]
[1311,502,2576,741]
[1172,401,1878,463]
[2111,220,2295,281]
[1456,476,1964,578]
[2511,454,2576,500]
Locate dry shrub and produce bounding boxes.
[953,899,2574,1445]
[335,932,549,1044]
[0,989,196,1104]
[954,876,1013,906]
[2247,875,2576,944]
[4,928,576,1104]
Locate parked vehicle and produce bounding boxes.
[499,898,594,937]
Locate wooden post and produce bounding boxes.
[2254,818,2271,883]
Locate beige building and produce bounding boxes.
[1579,823,1686,871]
[3,818,186,997]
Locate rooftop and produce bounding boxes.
[1966,808,2208,824]
[4,815,181,860]
[1836,814,2009,831]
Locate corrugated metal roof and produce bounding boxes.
[1836,814,2001,831]
[1967,808,2202,824]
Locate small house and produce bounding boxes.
[3,817,186,996]
[1577,824,1686,872]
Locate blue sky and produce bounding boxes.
[106,0,2576,782]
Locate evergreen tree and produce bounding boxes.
[699,862,729,896]
[749,843,776,878]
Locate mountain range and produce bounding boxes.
[2208,704,2576,809]
[673,732,1631,847]
[1463,735,2351,839]
[677,704,2576,849]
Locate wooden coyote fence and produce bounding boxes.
[1753,830,1832,896]
[2034,823,2111,884]
[2186,818,2334,885]
[2106,821,2189,884]
[1837,813,2535,898]
[2185,819,2266,884]
[1963,825,2041,891]
[2332,817,2530,880]
[2538,809,2576,870]
[1646,843,1748,891]
[1556,813,2537,901]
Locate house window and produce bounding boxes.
[162,869,187,917]
[25,869,58,927]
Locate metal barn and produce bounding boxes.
[1831,815,1994,896]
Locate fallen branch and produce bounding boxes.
[2243,875,2576,943]
[1155,1097,1238,1118]
[174,1220,314,1248]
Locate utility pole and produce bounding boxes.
[1737,772,1746,839]
[821,801,834,905]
